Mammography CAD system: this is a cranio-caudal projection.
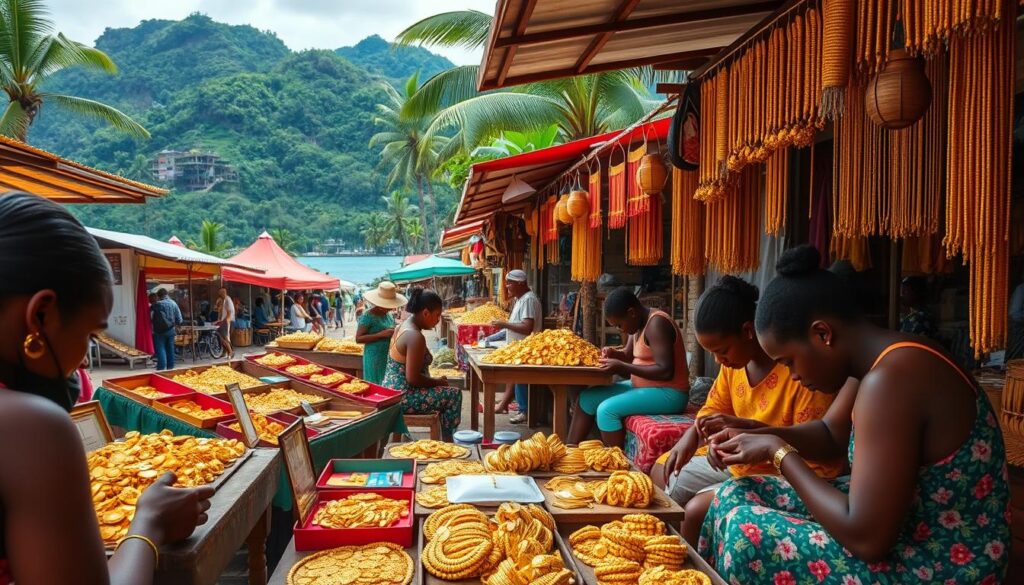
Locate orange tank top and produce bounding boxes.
[631,309,689,391]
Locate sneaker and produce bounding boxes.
[509,412,527,424]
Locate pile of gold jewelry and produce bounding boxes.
[481,329,600,367]
[484,434,630,474]
[276,331,323,344]
[130,385,169,400]
[172,366,264,394]
[285,364,323,377]
[244,387,326,414]
[429,366,464,379]
[310,372,348,386]
[167,399,227,420]
[255,353,297,367]
[545,471,654,509]
[419,460,487,484]
[422,503,572,584]
[286,542,414,585]
[227,413,286,445]
[388,440,469,461]
[312,493,409,529]
[455,303,508,325]
[89,430,245,543]
[415,485,450,509]
[337,380,370,394]
[571,515,705,584]
[639,566,711,585]
[314,338,364,354]
[97,333,147,357]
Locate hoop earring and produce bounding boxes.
[23,332,46,359]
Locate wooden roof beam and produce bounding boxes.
[497,0,540,87]
[574,0,642,74]
[495,1,781,49]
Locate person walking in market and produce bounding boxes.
[150,288,183,370]
[356,281,405,384]
[383,288,462,440]
[490,269,542,423]
[568,287,690,449]
[213,287,235,359]
[0,192,214,584]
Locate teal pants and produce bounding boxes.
[577,380,688,432]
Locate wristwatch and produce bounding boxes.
[773,443,798,473]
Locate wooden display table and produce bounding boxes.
[157,448,280,585]
[270,346,364,378]
[268,537,420,585]
[464,348,613,441]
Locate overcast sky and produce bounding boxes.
[47,0,494,65]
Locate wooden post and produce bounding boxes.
[686,275,704,377]
[581,280,597,344]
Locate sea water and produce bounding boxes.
[297,255,404,287]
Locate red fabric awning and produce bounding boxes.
[440,220,486,249]
[222,231,340,290]
[454,116,670,224]
[402,253,431,267]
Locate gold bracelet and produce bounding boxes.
[772,444,798,474]
[116,534,160,565]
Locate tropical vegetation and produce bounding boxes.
[0,0,147,141]
[186,220,231,256]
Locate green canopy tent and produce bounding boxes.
[387,254,476,284]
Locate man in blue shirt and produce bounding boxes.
[151,289,183,370]
[253,297,271,329]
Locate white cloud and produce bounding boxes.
[46,0,494,65]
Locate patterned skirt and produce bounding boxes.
[382,357,462,436]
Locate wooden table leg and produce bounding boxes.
[246,506,271,585]
[483,382,497,441]
[469,370,479,431]
[527,384,540,428]
[548,385,570,440]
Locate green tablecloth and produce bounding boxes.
[95,387,407,510]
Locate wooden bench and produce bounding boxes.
[392,413,441,441]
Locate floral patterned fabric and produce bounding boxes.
[625,413,696,473]
[699,387,1010,584]
[382,355,461,437]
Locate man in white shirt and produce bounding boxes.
[491,269,542,423]
[214,287,235,358]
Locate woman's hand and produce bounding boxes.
[377,328,395,340]
[433,376,449,387]
[662,433,698,484]
[697,414,765,440]
[598,358,628,376]
[131,472,215,546]
[713,433,786,468]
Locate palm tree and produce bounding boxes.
[119,153,152,182]
[369,74,445,249]
[382,191,417,254]
[406,219,425,252]
[187,220,231,256]
[0,0,148,141]
[269,228,298,255]
[363,212,390,253]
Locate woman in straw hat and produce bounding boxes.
[356,281,406,384]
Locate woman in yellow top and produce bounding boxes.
[660,276,842,544]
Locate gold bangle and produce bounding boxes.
[116,534,160,565]
[772,444,798,474]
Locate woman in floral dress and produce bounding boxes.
[356,281,405,384]
[699,246,1009,584]
[382,288,462,439]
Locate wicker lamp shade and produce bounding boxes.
[865,49,932,129]
[555,194,573,224]
[567,190,590,219]
[636,154,668,195]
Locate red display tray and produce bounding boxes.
[103,373,194,406]
[316,458,417,490]
[246,352,402,408]
[293,488,415,551]
[216,411,318,447]
[152,393,235,429]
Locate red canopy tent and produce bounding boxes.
[168,235,185,247]
[222,232,340,290]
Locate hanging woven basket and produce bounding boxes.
[567,189,590,219]
[555,194,573,224]
[865,49,932,129]
[636,153,668,195]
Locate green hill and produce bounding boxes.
[335,34,454,86]
[28,14,456,252]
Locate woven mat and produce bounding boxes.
[985,386,1024,468]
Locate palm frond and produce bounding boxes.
[401,65,481,121]
[31,33,116,79]
[403,72,419,100]
[423,92,562,154]
[368,131,407,149]
[394,10,492,50]
[42,93,149,138]
[0,0,53,76]
[0,99,29,140]
[431,131,464,169]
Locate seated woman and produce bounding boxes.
[568,287,689,448]
[0,193,214,584]
[699,246,1010,584]
[658,276,842,545]
[252,297,270,330]
[382,288,462,440]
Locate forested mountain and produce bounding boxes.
[335,35,454,86]
[29,14,457,251]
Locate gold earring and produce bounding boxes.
[23,332,45,359]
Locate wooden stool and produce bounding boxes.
[392,413,441,441]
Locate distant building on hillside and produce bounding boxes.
[151,149,238,192]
